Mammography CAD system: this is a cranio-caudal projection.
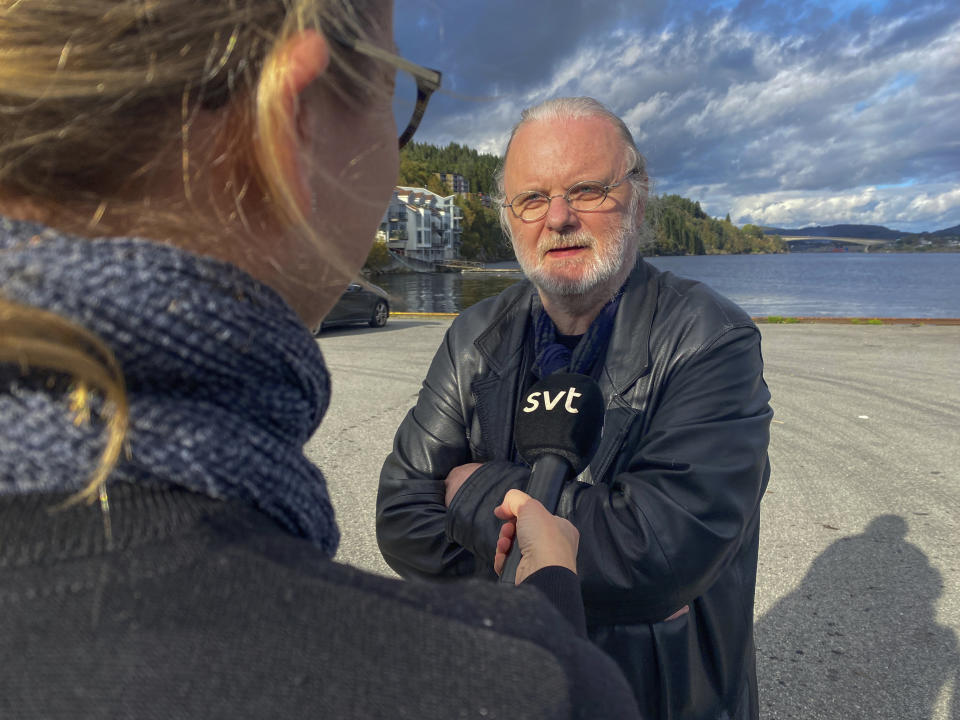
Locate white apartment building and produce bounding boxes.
[380,186,462,263]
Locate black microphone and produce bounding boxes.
[499,372,604,585]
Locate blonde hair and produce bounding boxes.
[0,302,128,508]
[0,0,385,501]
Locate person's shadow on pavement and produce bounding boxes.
[755,515,958,719]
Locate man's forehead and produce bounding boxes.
[505,116,625,188]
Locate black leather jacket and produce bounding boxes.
[377,260,771,720]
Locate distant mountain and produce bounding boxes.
[761,223,960,239]
[760,224,903,240]
[931,224,960,237]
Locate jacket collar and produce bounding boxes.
[473,259,656,396]
[473,280,536,377]
[602,259,656,395]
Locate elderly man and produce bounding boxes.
[376,97,771,720]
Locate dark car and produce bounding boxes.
[314,281,390,334]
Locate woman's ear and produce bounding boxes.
[279,30,331,142]
[256,30,331,214]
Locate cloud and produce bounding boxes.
[398,0,960,231]
[721,183,960,232]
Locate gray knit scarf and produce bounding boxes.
[0,215,339,556]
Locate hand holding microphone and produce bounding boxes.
[494,490,580,584]
[497,373,604,585]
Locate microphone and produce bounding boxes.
[499,372,604,585]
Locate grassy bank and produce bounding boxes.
[754,316,960,325]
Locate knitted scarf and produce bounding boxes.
[530,284,625,379]
[0,216,339,556]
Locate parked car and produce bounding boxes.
[314,281,390,334]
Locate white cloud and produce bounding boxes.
[904,187,960,218]
[723,183,960,232]
[410,2,960,231]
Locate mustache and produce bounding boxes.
[537,231,596,256]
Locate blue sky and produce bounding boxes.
[394,0,960,233]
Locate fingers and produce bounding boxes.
[493,489,580,580]
[494,534,512,576]
[494,520,515,577]
[498,488,534,519]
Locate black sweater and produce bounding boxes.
[1,483,642,719]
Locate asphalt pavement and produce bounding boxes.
[305,317,959,720]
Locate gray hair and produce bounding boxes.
[493,97,649,240]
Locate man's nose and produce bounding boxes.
[543,194,578,233]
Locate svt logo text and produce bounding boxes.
[522,387,583,414]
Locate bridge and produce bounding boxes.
[781,236,891,252]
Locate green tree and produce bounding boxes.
[400,142,501,195]
[425,174,449,197]
[398,155,433,188]
[363,241,392,273]
[458,193,511,261]
[645,196,785,255]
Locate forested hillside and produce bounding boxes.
[400,141,500,195]
[395,143,786,261]
[648,195,786,255]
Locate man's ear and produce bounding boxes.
[635,194,648,226]
[256,30,331,214]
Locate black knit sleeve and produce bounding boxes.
[520,566,586,638]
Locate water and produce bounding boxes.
[375,253,960,318]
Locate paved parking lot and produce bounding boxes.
[307,318,960,720]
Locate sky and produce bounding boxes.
[394,0,960,233]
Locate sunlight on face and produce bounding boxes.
[514,202,637,296]
[503,116,640,300]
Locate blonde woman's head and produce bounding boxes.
[0,0,400,324]
[0,0,403,505]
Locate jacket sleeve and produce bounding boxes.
[568,325,771,624]
[376,327,528,580]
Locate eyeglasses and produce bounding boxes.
[503,169,639,222]
[337,36,442,149]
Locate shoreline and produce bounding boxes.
[393,311,960,325]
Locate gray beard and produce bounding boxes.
[517,222,635,298]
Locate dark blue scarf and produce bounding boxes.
[530,285,625,379]
[0,216,339,556]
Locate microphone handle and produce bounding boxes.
[499,454,573,585]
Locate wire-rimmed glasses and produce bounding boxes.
[337,36,442,149]
[503,169,639,222]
